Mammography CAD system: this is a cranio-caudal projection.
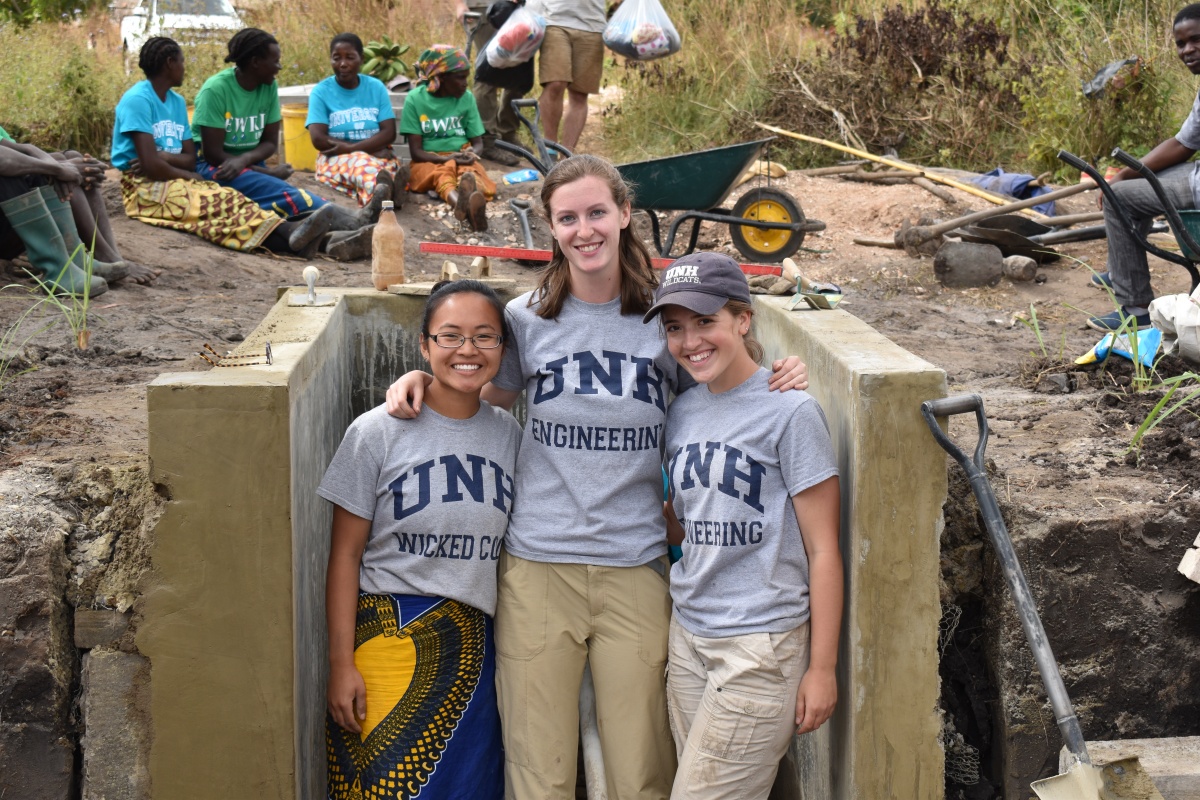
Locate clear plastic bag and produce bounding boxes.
[602,0,681,61]
[484,5,546,69]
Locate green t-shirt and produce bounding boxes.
[191,68,282,156]
[398,85,484,154]
[0,125,13,142]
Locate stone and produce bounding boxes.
[934,242,1004,288]
[80,648,151,800]
[1002,255,1038,282]
[74,608,132,649]
[0,467,77,800]
[1180,534,1200,584]
[1035,373,1071,394]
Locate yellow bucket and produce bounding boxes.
[280,104,318,172]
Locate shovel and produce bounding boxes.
[895,183,1094,253]
[920,395,1163,800]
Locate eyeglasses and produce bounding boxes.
[426,333,503,349]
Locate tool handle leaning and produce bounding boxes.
[923,183,1094,240]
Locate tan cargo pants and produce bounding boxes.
[666,615,810,800]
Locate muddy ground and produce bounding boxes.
[1,155,1198,798]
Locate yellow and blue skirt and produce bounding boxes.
[326,594,503,800]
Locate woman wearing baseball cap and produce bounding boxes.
[645,252,844,799]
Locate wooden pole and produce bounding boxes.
[755,122,1055,221]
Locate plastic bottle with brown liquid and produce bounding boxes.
[371,200,406,290]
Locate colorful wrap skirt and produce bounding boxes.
[120,173,285,252]
[195,159,327,219]
[316,152,401,207]
[326,594,504,800]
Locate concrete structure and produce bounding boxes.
[80,648,151,800]
[755,298,947,799]
[143,289,947,799]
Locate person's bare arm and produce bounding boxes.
[407,133,458,165]
[200,122,280,180]
[311,119,397,157]
[767,356,809,392]
[127,133,201,182]
[792,475,842,735]
[1099,137,1196,209]
[481,383,519,410]
[0,142,81,201]
[326,505,370,733]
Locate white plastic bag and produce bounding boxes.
[603,0,681,61]
[485,5,546,68]
[1149,282,1200,366]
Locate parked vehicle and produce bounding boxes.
[119,0,242,57]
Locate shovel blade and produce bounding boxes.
[1032,761,1105,800]
[1031,758,1165,800]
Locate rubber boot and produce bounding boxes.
[322,183,389,232]
[0,189,107,296]
[324,225,374,261]
[37,186,127,283]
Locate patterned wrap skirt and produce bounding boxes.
[120,173,285,252]
[326,594,504,800]
[316,152,401,207]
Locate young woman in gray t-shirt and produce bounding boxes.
[385,155,809,798]
[644,252,843,800]
[319,280,522,800]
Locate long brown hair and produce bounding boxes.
[723,299,764,364]
[534,155,657,320]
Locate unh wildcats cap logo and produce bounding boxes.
[643,252,751,323]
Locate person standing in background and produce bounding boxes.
[528,0,606,151]
[454,0,524,166]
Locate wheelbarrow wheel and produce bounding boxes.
[730,187,805,262]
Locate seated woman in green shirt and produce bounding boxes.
[400,46,496,233]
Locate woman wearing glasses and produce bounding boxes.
[319,280,521,800]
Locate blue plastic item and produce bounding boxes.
[502,168,539,185]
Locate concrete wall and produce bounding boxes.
[141,289,947,800]
[142,289,428,799]
[755,299,948,800]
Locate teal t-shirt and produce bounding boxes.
[398,84,484,154]
[305,74,394,144]
[191,68,282,156]
[0,125,12,142]
[110,80,191,171]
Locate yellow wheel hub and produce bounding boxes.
[739,199,793,254]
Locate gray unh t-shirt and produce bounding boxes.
[317,402,522,616]
[1174,90,1200,208]
[665,368,839,638]
[493,291,689,567]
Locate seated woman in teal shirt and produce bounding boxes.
[306,33,406,209]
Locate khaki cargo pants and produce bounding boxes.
[666,616,811,800]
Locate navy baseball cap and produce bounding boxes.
[643,252,751,323]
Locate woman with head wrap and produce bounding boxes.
[399,45,497,232]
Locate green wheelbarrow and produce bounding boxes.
[494,104,825,262]
[615,137,825,262]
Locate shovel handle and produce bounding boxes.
[921,395,1092,768]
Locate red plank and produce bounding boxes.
[417,241,784,276]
